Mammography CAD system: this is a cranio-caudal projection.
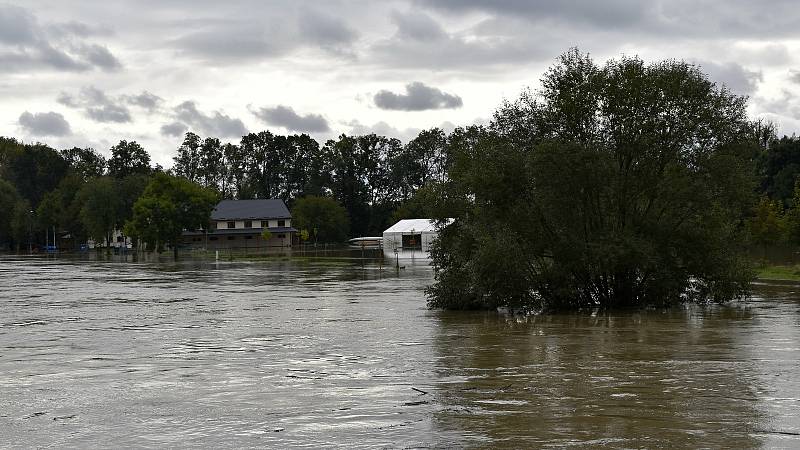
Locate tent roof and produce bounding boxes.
[383,218,452,234]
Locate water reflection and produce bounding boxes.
[431,295,799,448]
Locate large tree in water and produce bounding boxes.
[427,49,758,311]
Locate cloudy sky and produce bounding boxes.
[3,0,800,167]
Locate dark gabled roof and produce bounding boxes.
[211,199,291,220]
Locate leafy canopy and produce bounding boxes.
[291,196,350,243]
[427,49,758,311]
[124,173,218,252]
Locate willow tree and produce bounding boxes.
[427,49,757,311]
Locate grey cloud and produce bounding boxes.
[125,91,163,111]
[0,5,37,44]
[175,101,247,137]
[369,11,553,70]
[50,21,111,39]
[390,10,448,41]
[299,11,357,51]
[374,82,462,111]
[789,70,800,85]
[754,90,800,128]
[696,61,762,95]
[86,103,131,123]
[417,0,800,40]
[417,0,650,29]
[254,105,330,132]
[59,86,132,123]
[18,111,71,136]
[56,92,78,107]
[75,44,121,70]
[171,11,357,63]
[161,121,188,137]
[173,24,283,62]
[0,4,121,73]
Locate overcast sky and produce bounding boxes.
[3,0,800,167]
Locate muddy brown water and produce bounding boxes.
[1,257,798,448]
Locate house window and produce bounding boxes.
[277,220,285,227]
[277,234,285,238]
[245,220,252,228]
[260,220,268,228]
[227,221,235,229]
[245,235,252,240]
[227,236,236,240]
[209,237,218,241]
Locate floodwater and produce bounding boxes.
[1,257,798,449]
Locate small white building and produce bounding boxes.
[382,218,452,260]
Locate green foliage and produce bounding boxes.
[299,229,310,241]
[10,198,32,251]
[60,147,106,179]
[323,134,402,236]
[124,173,218,252]
[756,136,800,206]
[0,140,69,207]
[427,49,757,311]
[78,177,121,244]
[748,197,787,244]
[391,184,440,223]
[172,132,202,183]
[108,140,151,178]
[115,173,151,229]
[0,178,20,247]
[783,181,800,245]
[392,128,448,199]
[260,228,273,241]
[291,196,349,243]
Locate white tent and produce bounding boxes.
[382,218,452,260]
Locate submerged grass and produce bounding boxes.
[756,264,800,281]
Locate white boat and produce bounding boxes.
[348,236,383,249]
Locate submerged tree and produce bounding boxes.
[427,49,758,311]
[124,173,218,257]
[78,177,121,249]
[291,196,350,244]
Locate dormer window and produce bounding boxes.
[227,221,235,229]
[278,220,285,227]
[245,220,252,228]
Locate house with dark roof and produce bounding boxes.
[182,199,297,249]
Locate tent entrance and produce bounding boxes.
[402,234,422,250]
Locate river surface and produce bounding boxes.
[1,257,799,448]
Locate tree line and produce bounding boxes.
[170,129,447,237]
[0,128,449,252]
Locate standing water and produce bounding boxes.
[1,257,799,448]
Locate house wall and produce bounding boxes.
[198,233,292,249]
[87,229,133,249]
[215,219,291,229]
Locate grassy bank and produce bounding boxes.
[755,263,800,281]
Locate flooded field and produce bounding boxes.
[1,257,798,448]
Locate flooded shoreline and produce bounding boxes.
[1,257,798,448]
